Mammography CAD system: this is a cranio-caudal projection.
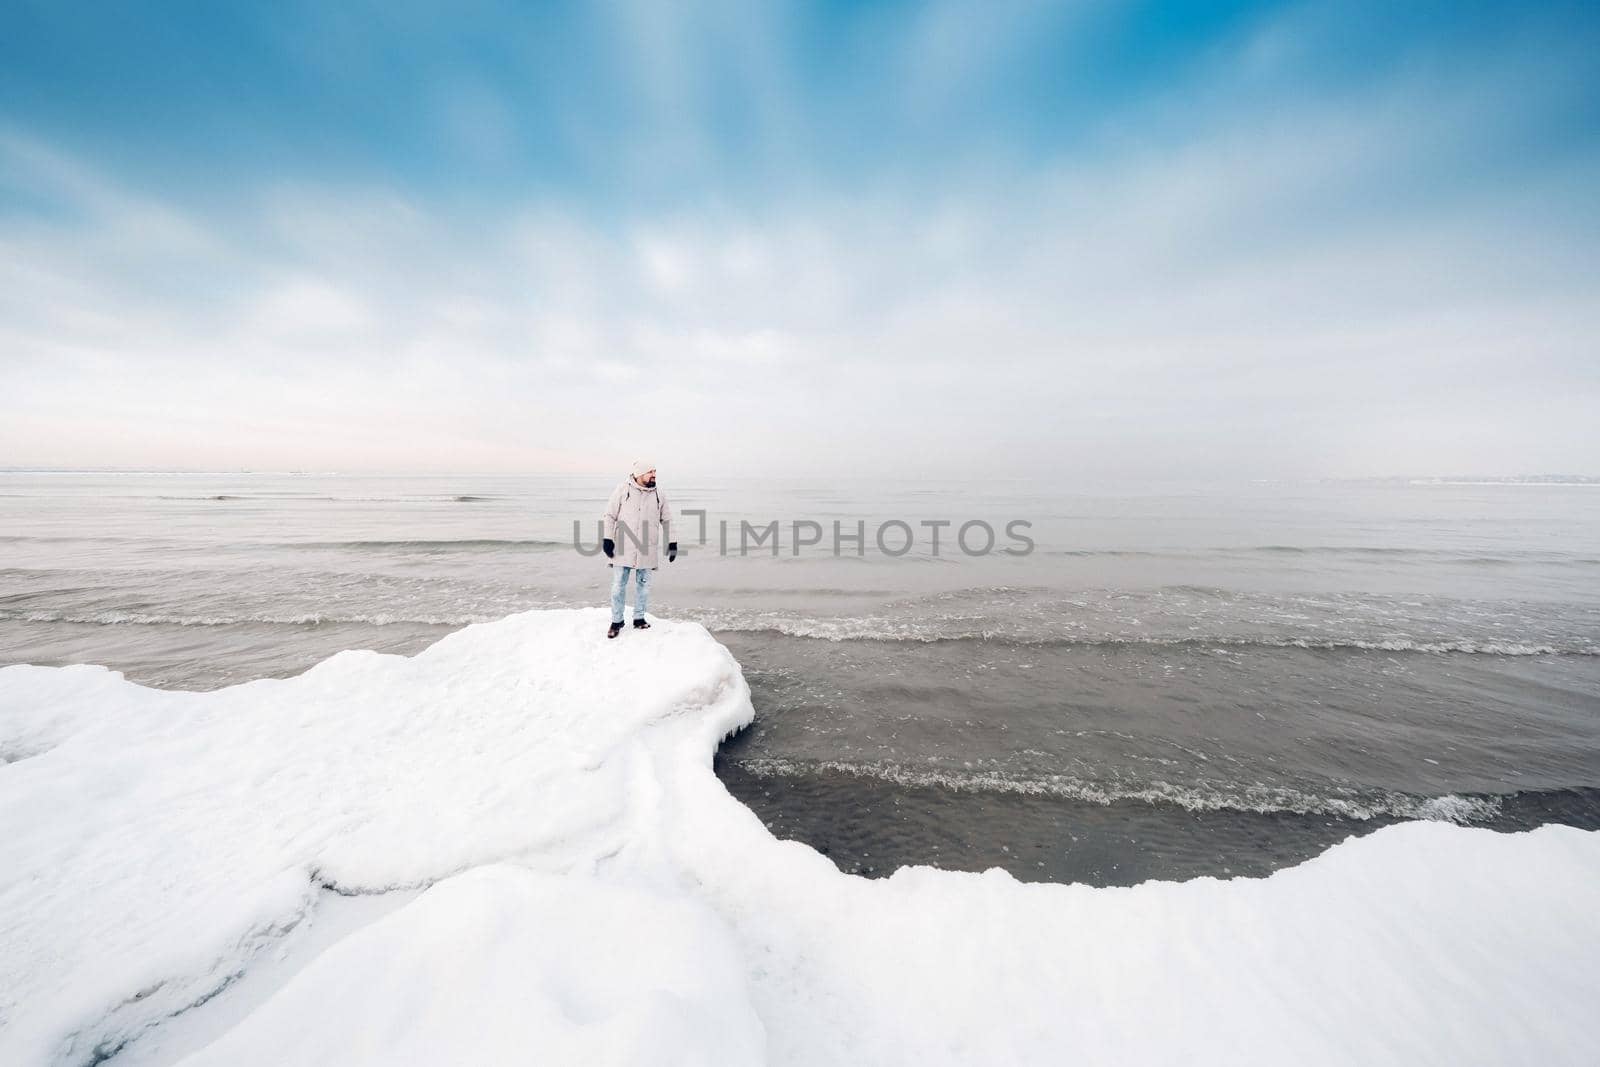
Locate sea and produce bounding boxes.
[3,470,1598,886]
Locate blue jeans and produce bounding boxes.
[609,565,651,624]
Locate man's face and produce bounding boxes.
[640,469,657,487]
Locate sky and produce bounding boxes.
[2,0,1597,479]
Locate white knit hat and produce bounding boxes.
[631,459,655,478]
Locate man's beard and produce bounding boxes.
[643,477,656,487]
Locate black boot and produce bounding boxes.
[607,621,624,639]
[633,618,651,630]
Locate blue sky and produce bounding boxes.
[2,0,1597,476]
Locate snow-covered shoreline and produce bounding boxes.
[3,609,1598,1065]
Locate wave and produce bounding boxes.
[154,494,250,501]
[138,493,506,503]
[280,538,566,552]
[1044,545,1598,564]
[1248,545,1427,556]
[151,494,343,501]
[1046,549,1168,558]
[0,535,567,551]
[0,609,506,627]
[1491,785,1600,829]
[730,757,1506,823]
[0,535,161,544]
[683,586,907,598]
[700,619,1597,656]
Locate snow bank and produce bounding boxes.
[2,608,1597,1066]
[178,865,765,1067]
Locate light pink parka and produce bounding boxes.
[603,478,674,569]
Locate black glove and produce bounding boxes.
[668,542,678,563]
[603,538,615,559]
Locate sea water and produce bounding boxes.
[3,470,1597,884]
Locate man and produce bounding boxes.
[602,460,677,638]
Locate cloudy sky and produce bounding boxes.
[2,0,1596,479]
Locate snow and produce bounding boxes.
[178,865,765,1067]
[2,608,1598,1066]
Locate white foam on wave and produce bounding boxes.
[3,609,1598,1066]
[733,757,1507,823]
[13,605,1594,657]
[2,609,507,628]
[11,602,1594,658]
[693,612,1593,655]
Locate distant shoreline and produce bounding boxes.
[2,468,1597,486]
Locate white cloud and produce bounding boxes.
[1,36,1596,481]
[250,277,375,340]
